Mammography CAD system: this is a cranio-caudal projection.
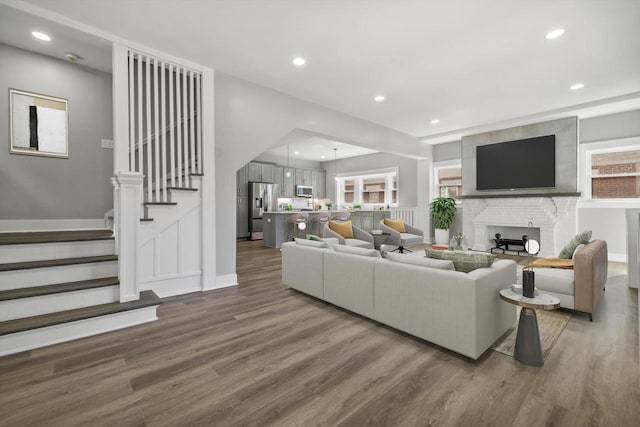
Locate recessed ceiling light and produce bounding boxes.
[292,57,306,66]
[32,31,51,41]
[545,29,565,40]
[321,155,326,159]
[374,95,385,102]
[294,151,300,155]
[570,83,584,90]
[431,119,440,124]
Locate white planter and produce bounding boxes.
[434,228,450,245]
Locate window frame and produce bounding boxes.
[579,136,640,207]
[433,160,462,201]
[335,167,399,209]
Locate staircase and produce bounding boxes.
[0,229,160,356]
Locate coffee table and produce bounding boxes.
[499,288,560,366]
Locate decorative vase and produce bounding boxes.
[522,270,535,298]
[434,228,450,245]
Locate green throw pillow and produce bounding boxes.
[307,234,324,242]
[558,230,592,259]
[424,249,495,273]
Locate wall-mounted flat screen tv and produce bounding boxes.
[476,135,556,190]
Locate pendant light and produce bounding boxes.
[333,148,338,181]
[286,144,291,177]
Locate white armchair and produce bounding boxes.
[379,219,423,253]
[322,222,374,249]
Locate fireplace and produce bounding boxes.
[462,196,578,258]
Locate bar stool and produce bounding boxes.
[310,212,331,236]
[287,212,309,241]
[330,212,350,222]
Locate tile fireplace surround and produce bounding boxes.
[462,196,579,258]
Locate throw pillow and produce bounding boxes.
[424,249,495,273]
[558,230,592,259]
[383,251,455,270]
[329,220,354,239]
[294,238,329,249]
[331,244,381,258]
[307,234,323,242]
[383,218,406,233]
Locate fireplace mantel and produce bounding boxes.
[462,196,579,258]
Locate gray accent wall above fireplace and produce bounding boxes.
[461,117,578,196]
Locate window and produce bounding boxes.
[335,169,398,208]
[434,162,462,198]
[591,150,640,199]
[581,137,640,202]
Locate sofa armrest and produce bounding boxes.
[353,225,374,243]
[574,239,608,315]
[322,223,345,244]
[378,220,401,246]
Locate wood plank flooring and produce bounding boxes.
[0,240,638,426]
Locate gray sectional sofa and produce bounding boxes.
[281,241,517,360]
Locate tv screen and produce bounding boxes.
[476,135,556,190]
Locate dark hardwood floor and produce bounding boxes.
[0,240,638,426]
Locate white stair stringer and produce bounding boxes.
[0,261,119,291]
[0,305,159,357]
[0,240,115,264]
[0,285,120,322]
[138,177,203,298]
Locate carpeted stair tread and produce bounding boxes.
[0,229,113,246]
[0,277,119,301]
[0,290,160,336]
[0,255,118,272]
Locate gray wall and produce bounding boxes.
[461,117,578,196]
[433,140,462,163]
[215,71,428,277]
[0,43,113,219]
[580,109,640,143]
[321,152,418,206]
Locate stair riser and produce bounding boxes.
[0,286,119,321]
[0,240,115,264]
[0,262,118,291]
[0,306,159,357]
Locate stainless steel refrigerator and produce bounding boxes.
[249,181,278,240]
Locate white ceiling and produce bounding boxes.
[3,0,640,146]
[267,137,378,162]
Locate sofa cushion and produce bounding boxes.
[558,230,592,259]
[425,249,495,273]
[331,244,381,258]
[382,252,455,270]
[329,220,354,239]
[400,233,422,245]
[383,218,406,233]
[308,235,340,245]
[532,267,575,296]
[294,238,330,249]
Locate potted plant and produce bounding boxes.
[325,200,333,210]
[353,204,362,210]
[429,197,457,245]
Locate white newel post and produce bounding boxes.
[112,173,143,302]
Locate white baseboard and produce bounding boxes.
[207,274,238,291]
[0,305,158,357]
[608,252,627,263]
[139,274,202,298]
[0,219,107,232]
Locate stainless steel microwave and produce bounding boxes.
[296,185,313,198]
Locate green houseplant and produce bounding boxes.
[429,197,457,245]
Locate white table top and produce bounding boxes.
[499,288,560,310]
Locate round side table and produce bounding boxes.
[499,289,560,366]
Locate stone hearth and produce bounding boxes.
[462,197,578,258]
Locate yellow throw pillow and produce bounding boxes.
[329,220,354,239]
[384,218,405,233]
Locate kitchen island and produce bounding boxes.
[263,210,391,248]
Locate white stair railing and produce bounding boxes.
[391,207,418,226]
[127,50,203,202]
